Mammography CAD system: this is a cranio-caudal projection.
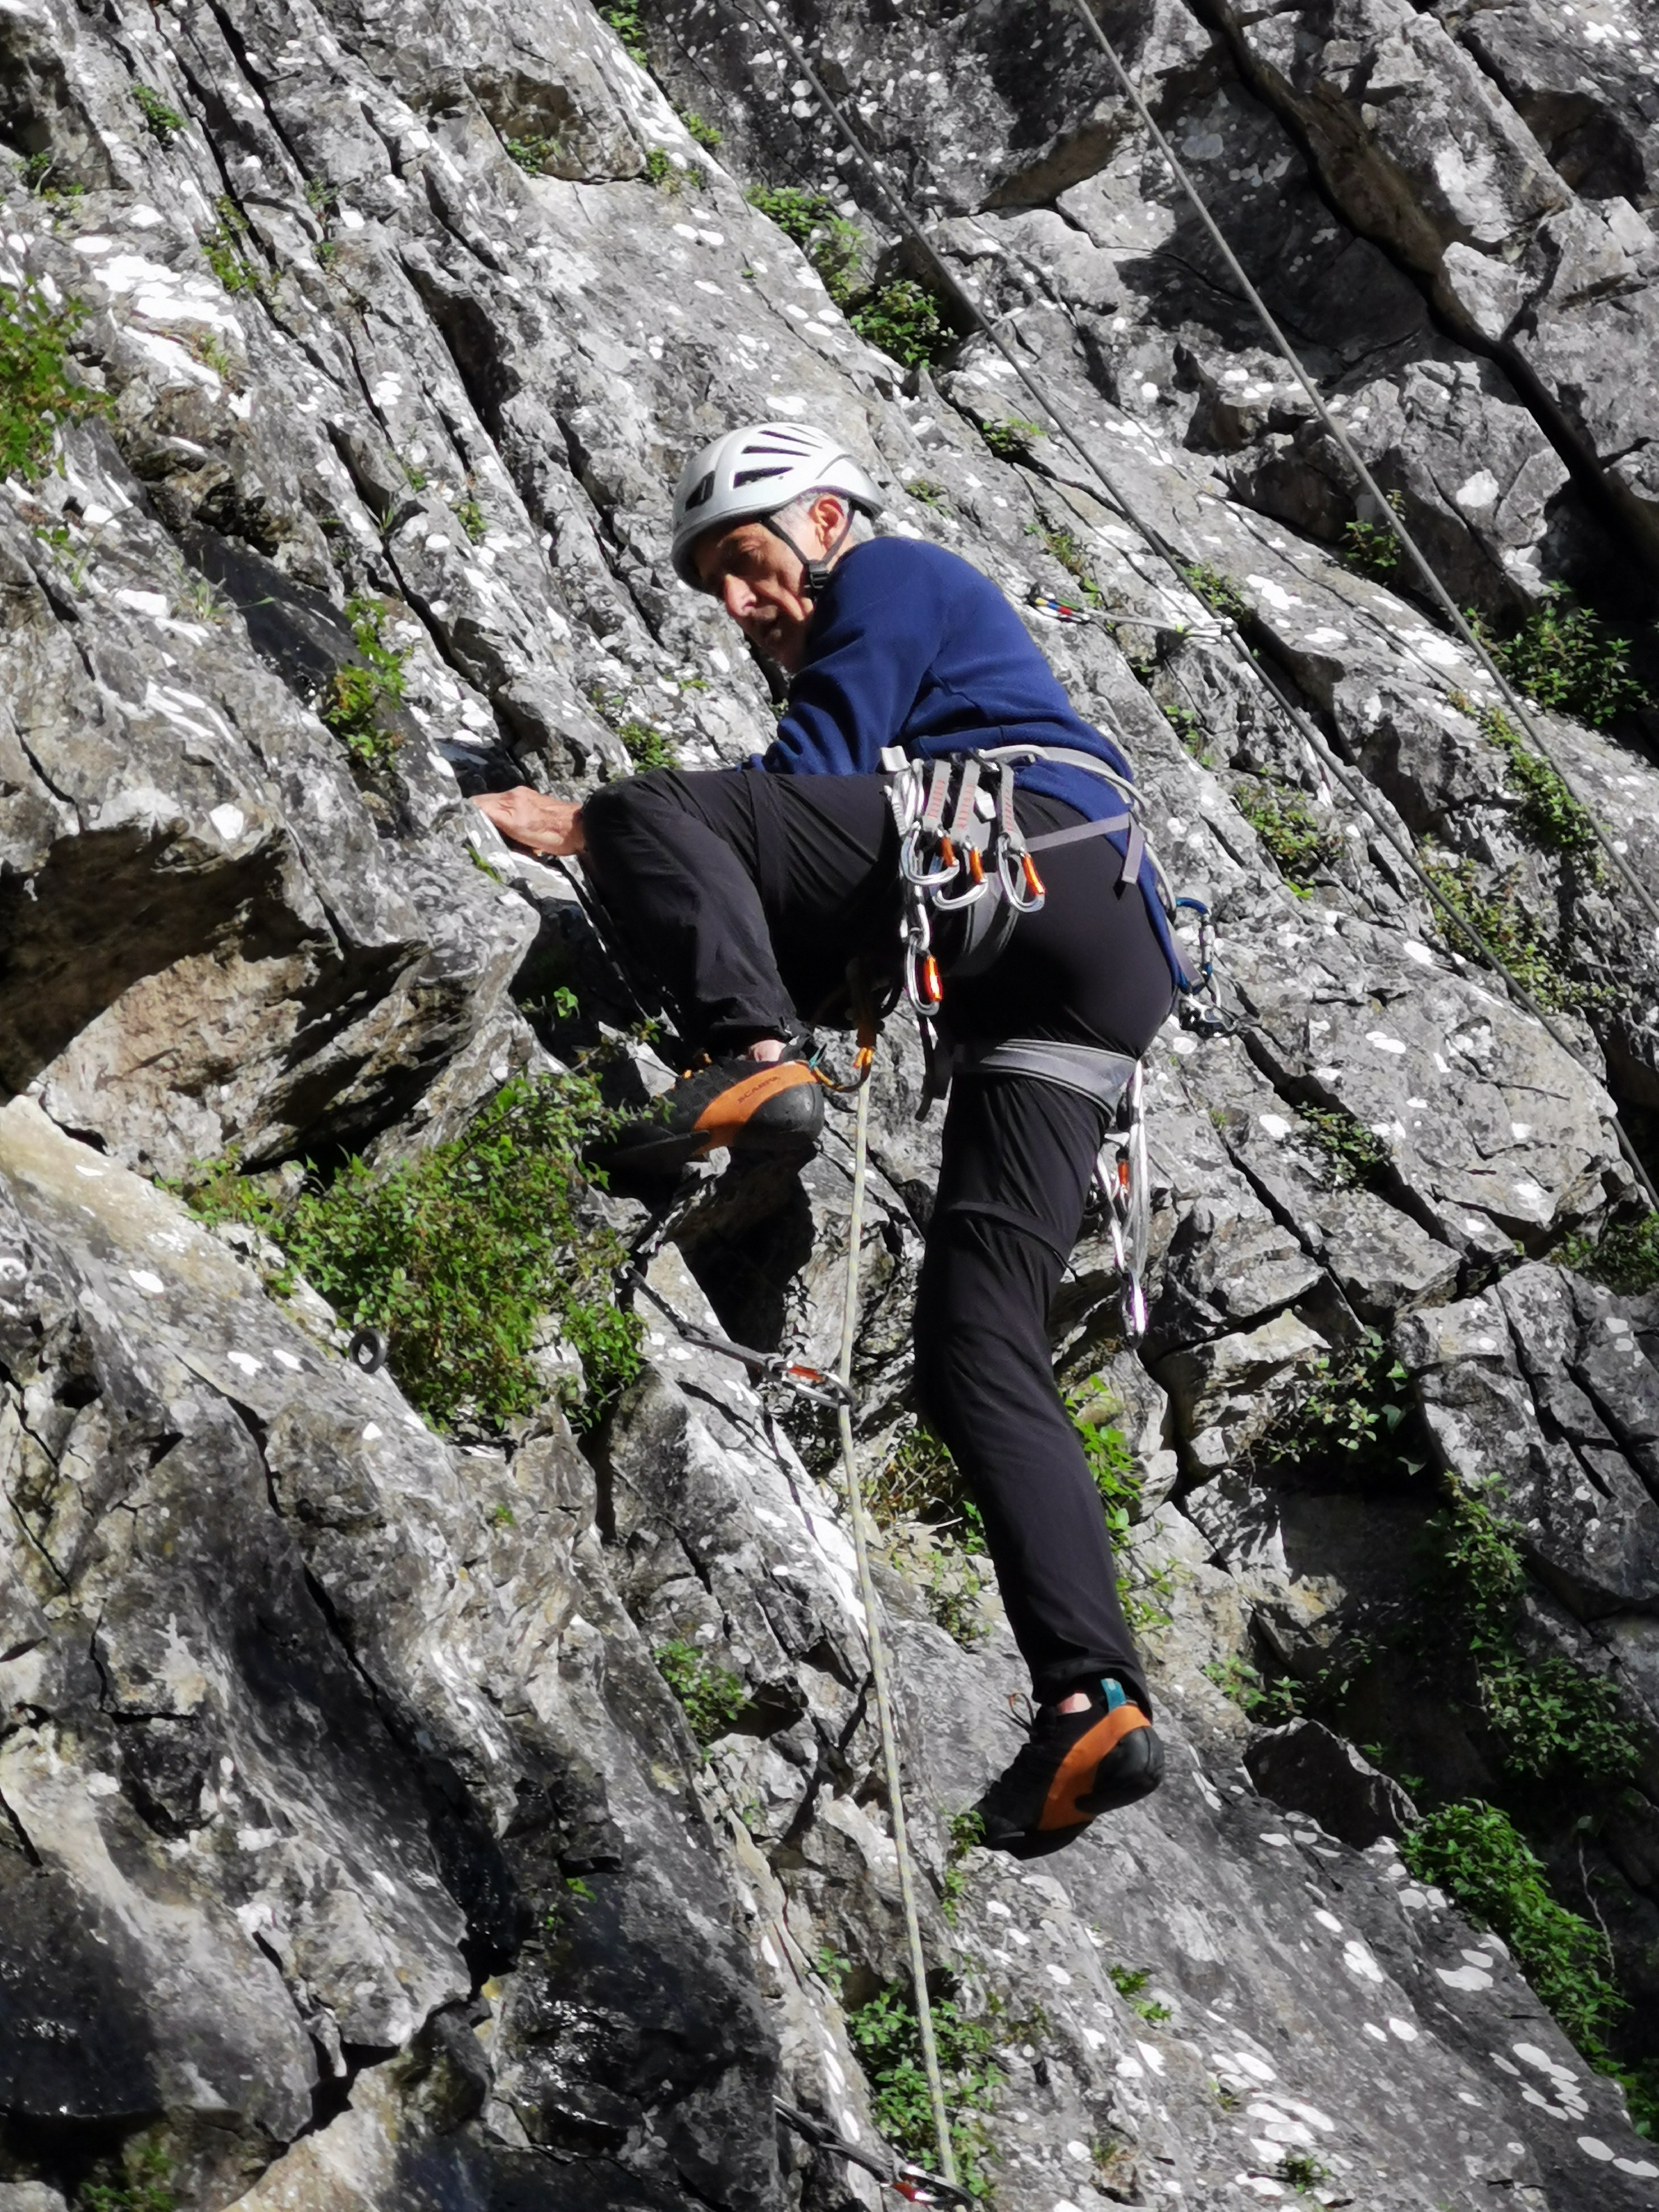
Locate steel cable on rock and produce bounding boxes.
[717,0,1659,1208]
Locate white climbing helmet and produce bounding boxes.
[671,420,883,586]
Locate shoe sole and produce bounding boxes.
[597,1066,825,1178]
[982,1717,1165,1862]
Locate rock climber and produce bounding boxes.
[473,421,1185,1860]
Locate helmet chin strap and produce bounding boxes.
[762,509,855,598]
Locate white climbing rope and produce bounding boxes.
[720,0,1659,1212]
[833,1054,960,2186]
[1065,0,1659,944]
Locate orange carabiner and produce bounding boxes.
[1021,852,1046,900]
[939,834,956,868]
[966,846,984,886]
[920,953,942,1006]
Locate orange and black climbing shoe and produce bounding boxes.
[594,1051,826,1178]
[973,1678,1163,1860]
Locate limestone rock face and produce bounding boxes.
[4,0,1659,2205]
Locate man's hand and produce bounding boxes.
[472,787,585,856]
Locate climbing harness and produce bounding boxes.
[775,2099,976,2208]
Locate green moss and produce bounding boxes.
[980,415,1045,462]
[846,1985,1004,2196]
[654,1638,746,1749]
[1402,1801,1625,2048]
[171,1071,641,1433]
[1468,583,1649,729]
[1,283,106,484]
[132,84,186,146]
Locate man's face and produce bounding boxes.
[691,494,846,674]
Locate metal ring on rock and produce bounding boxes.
[348,1326,389,1375]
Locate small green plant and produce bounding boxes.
[814,1944,851,1996]
[980,415,1045,462]
[1181,561,1251,627]
[132,84,186,146]
[654,1638,746,1750]
[401,452,429,492]
[1339,490,1405,583]
[1119,1550,1182,1638]
[1468,583,1649,729]
[1275,2150,1327,2193]
[1028,524,1104,608]
[1299,1103,1391,1193]
[31,520,90,588]
[201,197,265,297]
[746,185,864,307]
[1402,1800,1624,2048]
[189,330,235,383]
[1235,779,1342,893]
[1,284,106,484]
[1262,1326,1423,1478]
[318,595,410,773]
[178,571,225,623]
[1467,698,1599,859]
[680,110,723,150]
[505,134,566,175]
[313,238,340,270]
[76,2141,176,2211]
[615,719,676,772]
[644,146,679,191]
[1163,702,1209,759]
[846,1985,1004,2197]
[1066,1391,1138,1538]
[1421,853,1600,1016]
[600,0,649,64]
[457,493,487,543]
[1560,1210,1659,1296]
[850,279,951,369]
[907,477,948,510]
[489,1501,516,1528]
[304,177,340,215]
[172,1071,641,1432]
[940,1809,982,1926]
[1202,1652,1305,1726]
[1107,1963,1172,2024]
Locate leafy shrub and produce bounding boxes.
[1401,1800,1625,2048]
[1339,489,1404,583]
[1066,1391,1138,1538]
[77,2141,175,2210]
[1107,1963,1171,2024]
[1234,779,1342,893]
[457,493,487,544]
[318,595,409,773]
[504,135,565,175]
[1459,697,1600,859]
[1560,1211,1659,1296]
[1421,854,1602,1016]
[980,416,1045,462]
[619,719,678,771]
[1027,523,1103,608]
[1262,1326,1423,1479]
[1468,584,1649,729]
[850,279,950,369]
[1,284,106,484]
[680,110,723,150]
[846,1985,1004,2196]
[1299,1102,1390,1192]
[132,84,186,146]
[173,1073,641,1432]
[654,1639,746,1749]
[201,197,266,296]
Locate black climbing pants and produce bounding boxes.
[581,768,1176,1710]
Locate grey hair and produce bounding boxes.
[770,488,876,547]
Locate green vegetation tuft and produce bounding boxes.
[505,134,569,176]
[1560,1210,1659,1296]
[907,477,949,510]
[1402,1801,1624,2049]
[846,1985,1004,2197]
[1235,779,1342,894]
[172,1071,641,1433]
[76,2142,175,2211]
[600,0,648,64]
[457,492,488,544]
[132,84,186,146]
[1181,560,1250,627]
[1275,2150,1328,2194]
[746,186,863,305]
[318,595,409,773]
[1027,523,1103,608]
[850,278,949,369]
[1299,1102,1390,1192]
[201,196,266,297]
[1107,1963,1171,2024]
[1452,692,1600,859]
[654,1638,746,1750]
[1468,583,1649,730]
[1421,853,1604,1017]
[1262,1326,1423,1480]
[940,1809,982,1926]
[980,415,1045,462]
[1339,489,1404,583]
[619,719,678,772]
[680,110,723,150]
[1,284,106,484]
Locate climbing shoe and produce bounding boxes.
[594,1052,826,1178]
[973,1678,1163,1860]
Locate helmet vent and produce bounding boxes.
[683,469,717,512]
[732,464,792,488]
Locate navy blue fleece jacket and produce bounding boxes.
[752,535,1186,985]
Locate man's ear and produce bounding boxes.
[808,492,848,551]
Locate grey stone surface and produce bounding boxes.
[3,0,1659,2204]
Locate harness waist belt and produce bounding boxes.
[950,1037,1138,1108]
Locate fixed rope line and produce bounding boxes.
[834,1059,959,2185]
[724,0,1659,1210]
[1066,0,1659,942]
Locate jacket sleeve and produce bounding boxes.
[754,542,951,776]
